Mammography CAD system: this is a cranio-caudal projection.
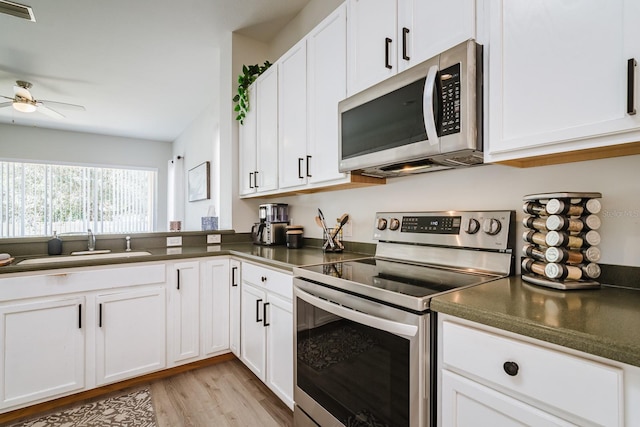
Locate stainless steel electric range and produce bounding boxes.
[293,210,515,427]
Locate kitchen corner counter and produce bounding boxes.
[431,276,640,368]
[0,243,370,275]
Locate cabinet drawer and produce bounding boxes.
[0,264,166,300]
[442,320,623,426]
[242,262,292,299]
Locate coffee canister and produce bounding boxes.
[286,225,304,249]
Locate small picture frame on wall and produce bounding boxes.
[188,161,210,202]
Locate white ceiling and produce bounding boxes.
[0,0,310,142]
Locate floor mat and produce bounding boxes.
[10,388,157,427]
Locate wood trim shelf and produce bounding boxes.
[244,173,386,199]
[0,353,235,425]
[496,141,640,168]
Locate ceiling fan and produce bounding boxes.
[0,80,85,119]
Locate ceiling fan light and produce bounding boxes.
[13,101,36,113]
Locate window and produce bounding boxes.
[0,161,156,237]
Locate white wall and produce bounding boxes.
[275,154,640,267]
[0,123,172,230]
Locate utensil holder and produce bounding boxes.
[323,228,343,252]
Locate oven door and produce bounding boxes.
[294,278,428,427]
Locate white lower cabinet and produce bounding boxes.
[438,315,625,427]
[95,287,166,386]
[240,262,294,409]
[229,259,241,357]
[200,258,230,357]
[168,261,201,364]
[0,296,85,410]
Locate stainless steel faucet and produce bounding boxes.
[88,229,96,251]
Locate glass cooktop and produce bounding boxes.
[296,257,502,312]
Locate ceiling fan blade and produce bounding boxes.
[36,103,65,119]
[38,100,85,111]
[1,95,14,101]
[0,102,12,109]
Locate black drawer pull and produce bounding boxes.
[306,155,312,178]
[402,27,410,60]
[263,302,270,327]
[256,298,263,322]
[249,172,254,189]
[503,361,519,376]
[385,37,393,69]
[177,269,180,290]
[298,157,304,179]
[231,266,238,287]
[628,58,636,115]
[78,304,82,329]
[98,303,103,328]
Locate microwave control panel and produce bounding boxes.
[440,63,461,136]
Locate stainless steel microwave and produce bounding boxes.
[338,39,483,177]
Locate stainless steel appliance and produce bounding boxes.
[338,40,483,177]
[293,210,515,427]
[252,204,290,245]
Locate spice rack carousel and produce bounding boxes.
[521,192,603,290]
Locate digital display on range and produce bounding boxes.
[401,216,461,234]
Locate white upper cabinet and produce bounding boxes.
[347,0,476,95]
[256,65,279,193]
[278,40,309,190]
[239,66,279,195]
[307,3,348,185]
[239,84,258,196]
[486,0,640,163]
[347,0,398,95]
[397,0,475,73]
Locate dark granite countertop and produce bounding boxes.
[0,243,370,275]
[431,276,640,368]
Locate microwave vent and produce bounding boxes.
[0,0,35,21]
[442,154,484,167]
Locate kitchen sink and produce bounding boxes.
[18,251,153,265]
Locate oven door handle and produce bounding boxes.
[295,287,418,338]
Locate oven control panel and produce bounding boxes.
[373,210,514,250]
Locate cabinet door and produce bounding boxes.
[201,258,230,356]
[397,0,475,72]
[229,259,241,357]
[307,3,348,185]
[279,40,309,190]
[441,370,574,427]
[169,261,200,364]
[256,65,279,193]
[0,297,85,409]
[265,293,294,410]
[347,0,398,95]
[95,287,166,385]
[240,283,267,381]
[487,0,640,161]
[239,84,257,196]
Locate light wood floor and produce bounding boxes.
[150,358,293,427]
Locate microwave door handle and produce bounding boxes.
[423,65,440,147]
[295,286,418,338]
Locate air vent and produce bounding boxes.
[0,0,35,22]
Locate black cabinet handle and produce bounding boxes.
[98,303,103,328]
[503,361,519,376]
[385,37,393,69]
[78,304,82,329]
[263,302,270,327]
[256,298,263,322]
[306,155,312,178]
[249,172,254,189]
[254,171,259,188]
[628,58,636,115]
[298,158,304,179]
[231,266,238,287]
[402,27,410,61]
[261,276,267,282]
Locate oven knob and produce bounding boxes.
[389,218,400,231]
[464,218,481,234]
[483,218,502,235]
[377,218,388,230]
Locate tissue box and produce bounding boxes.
[201,216,219,231]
